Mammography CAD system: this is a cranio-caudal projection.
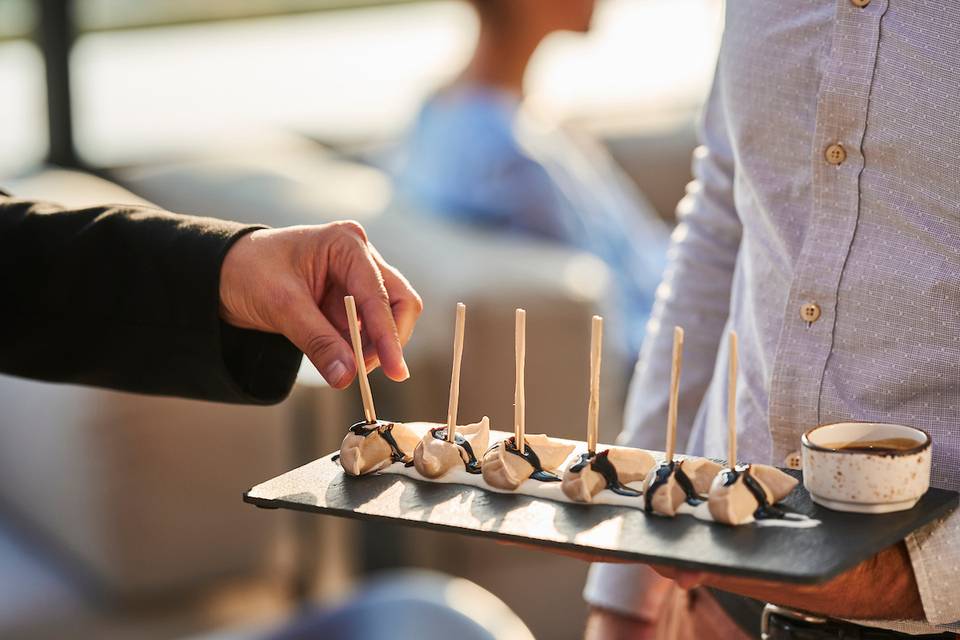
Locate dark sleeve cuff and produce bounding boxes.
[218,321,302,404]
[138,220,304,405]
[213,227,303,404]
[0,197,303,404]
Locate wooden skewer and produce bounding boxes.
[446,303,467,442]
[665,326,684,462]
[587,315,603,454]
[727,330,738,468]
[514,308,526,452]
[344,295,377,424]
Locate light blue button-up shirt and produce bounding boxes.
[587,1,960,632]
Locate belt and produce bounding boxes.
[762,604,956,640]
[706,588,955,640]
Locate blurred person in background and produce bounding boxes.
[394,0,670,362]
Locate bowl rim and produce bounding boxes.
[801,421,931,457]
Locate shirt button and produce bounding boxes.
[824,143,847,165]
[783,451,803,470]
[800,303,821,323]
[851,0,870,6]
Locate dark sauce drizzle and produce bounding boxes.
[718,464,785,520]
[569,450,642,497]
[429,427,482,474]
[644,460,702,513]
[348,420,414,467]
[491,436,562,482]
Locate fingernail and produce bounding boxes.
[399,357,410,381]
[323,360,348,387]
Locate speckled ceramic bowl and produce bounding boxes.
[801,422,931,513]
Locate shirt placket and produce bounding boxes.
[768,0,889,465]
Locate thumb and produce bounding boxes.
[281,292,356,389]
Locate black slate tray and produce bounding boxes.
[243,452,957,584]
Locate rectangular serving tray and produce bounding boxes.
[244,448,957,584]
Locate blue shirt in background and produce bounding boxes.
[395,86,670,357]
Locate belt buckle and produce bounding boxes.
[761,603,829,639]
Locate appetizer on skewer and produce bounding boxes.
[483,309,574,490]
[413,303,492,478]
[562,316,654,502]
[338,295,418,476]
[642,327,722,515]
[340,420,420,476]
[708,331,798,524]
[414,417,490,478]
[563,447,656,502]
[483,434,575,491]
[708,464,799,524]
[643,457,721,516]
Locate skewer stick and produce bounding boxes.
[514,308,526,451]
[344,295,376,424]
[665,326,684,462]
[727,330,738,468]
[587,316,603,454]
[445,303,467,442]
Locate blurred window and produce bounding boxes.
[71,1,477,167]
[0,0,45,177]
[0,0,723,174]
[0,0,35,40]
[74,0,415,32]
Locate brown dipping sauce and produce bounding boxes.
[818,437,921,453]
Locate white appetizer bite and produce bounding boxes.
[483,310,576,490]
[639,457,720,516]
[338,295,420,476]
[482,434,575,491]
[561,316,657,502]
[339,420,420,476]
[708,464,799,525]
[413,416,490,479]
[707,330,799,524]
[562,447,655,503]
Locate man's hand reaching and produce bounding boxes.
[219,221,423,389]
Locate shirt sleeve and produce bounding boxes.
[900,512,960,629]
[582,64,960,631]
[0,193,302,404]
[584,63,743,614]
[583,563,676,620]
[836,513,959,635]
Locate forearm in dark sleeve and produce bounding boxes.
[0,193,302,403]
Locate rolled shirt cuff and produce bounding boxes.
[846,511,960,635]
[902,510,960,629]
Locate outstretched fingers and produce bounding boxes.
[334,229,410,382]
[280,289,356,389]
[368,244,423,348]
